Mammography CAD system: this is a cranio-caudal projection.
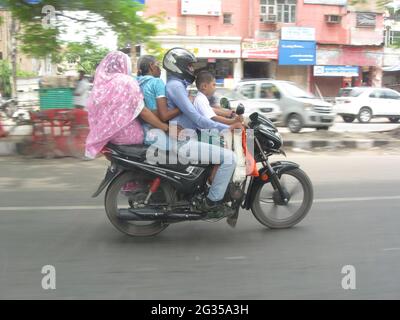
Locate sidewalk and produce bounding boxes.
[281,128,400,152]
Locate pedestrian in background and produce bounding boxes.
[74,70,91,110]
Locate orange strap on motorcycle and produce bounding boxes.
[242,129,259,177]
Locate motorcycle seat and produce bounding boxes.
[106,143,210,171]
[106,143,149,159]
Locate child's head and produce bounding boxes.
[137,55,161,78]
[196,71,216,97]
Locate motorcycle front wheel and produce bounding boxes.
[251,168,313,229]
[105,172,174,237]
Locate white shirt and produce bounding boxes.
[74,78,91,108]
[193,91,217,119]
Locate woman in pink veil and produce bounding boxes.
[85,51,168,158]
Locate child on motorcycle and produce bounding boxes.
[194,71,243,126]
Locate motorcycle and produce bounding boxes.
[0,98,18,119]
[92,108,314,237]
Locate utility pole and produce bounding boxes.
[9,15,19,98]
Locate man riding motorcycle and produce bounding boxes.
[163,48,243,217]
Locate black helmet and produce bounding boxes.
[163,47,197,84]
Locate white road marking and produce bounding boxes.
[0,206,104,211]
[0,195,399,212]
[314,196,400,203]
[224,256,247,260]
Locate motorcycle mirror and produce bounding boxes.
[220,97,231,109]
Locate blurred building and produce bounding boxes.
[382,1,400,92]
[0,9,55,77]
[143,0,385,96]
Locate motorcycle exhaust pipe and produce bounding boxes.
[118,208,205,222]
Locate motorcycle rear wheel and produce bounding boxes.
[251,168,313,229]
[105,172,173,237]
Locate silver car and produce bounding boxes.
[235,79,336,133]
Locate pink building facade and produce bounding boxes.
[143,0,385,96]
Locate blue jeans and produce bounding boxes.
[173,139,236,202]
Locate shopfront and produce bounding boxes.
[315,45,384,96]
[145,36,242,88]
[382,48,400,92]
[194,58,235,85]
[241,39,279,79]
[312,66,360,98]
[277,27,317,91]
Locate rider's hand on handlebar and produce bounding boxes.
[235,115,244,123]
[229,122,244,131]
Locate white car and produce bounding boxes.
[210,87,282,123]
[335,87,400,123]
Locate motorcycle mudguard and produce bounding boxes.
[269,161,300,178]
[92,167,122,198]
[244,161,300,210]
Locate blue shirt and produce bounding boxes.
[166,77,229,132]
[137,75,166,111]
[137,75,166,145]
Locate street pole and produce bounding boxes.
[9,16,18,98]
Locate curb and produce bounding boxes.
[283,140,396,150]
[0,140,17,156]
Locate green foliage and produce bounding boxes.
[16,69,38,78]
[1,0,158,59]
[145,41,168,63]
[0,60,12,97]
[349,0,391,8]
[64,39,109,75]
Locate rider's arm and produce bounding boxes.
[167,81,229,131]
[140,107,168,133]
[152,78,180,122]
[213,107,234,118]
[156,97,181,122]
[211,115,238,125]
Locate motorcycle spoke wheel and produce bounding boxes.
[105,172,173,237]
[251,168,313,229]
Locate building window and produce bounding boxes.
[356,12,376,28]
[223,13,232,24]
[385,28,400,47]
[260,0,296,23]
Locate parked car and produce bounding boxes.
[235,79,336,133]
[188,87,282,123]
[335,87,400,123]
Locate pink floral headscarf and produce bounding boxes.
[85,51,144,158]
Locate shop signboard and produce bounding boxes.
[242,39,279,60]
[279,40,316,65]
[181,0,222,16]
[314,66,360,77]
[180,45,241,58]
[317,47,384,66]
[281,27,316,41]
